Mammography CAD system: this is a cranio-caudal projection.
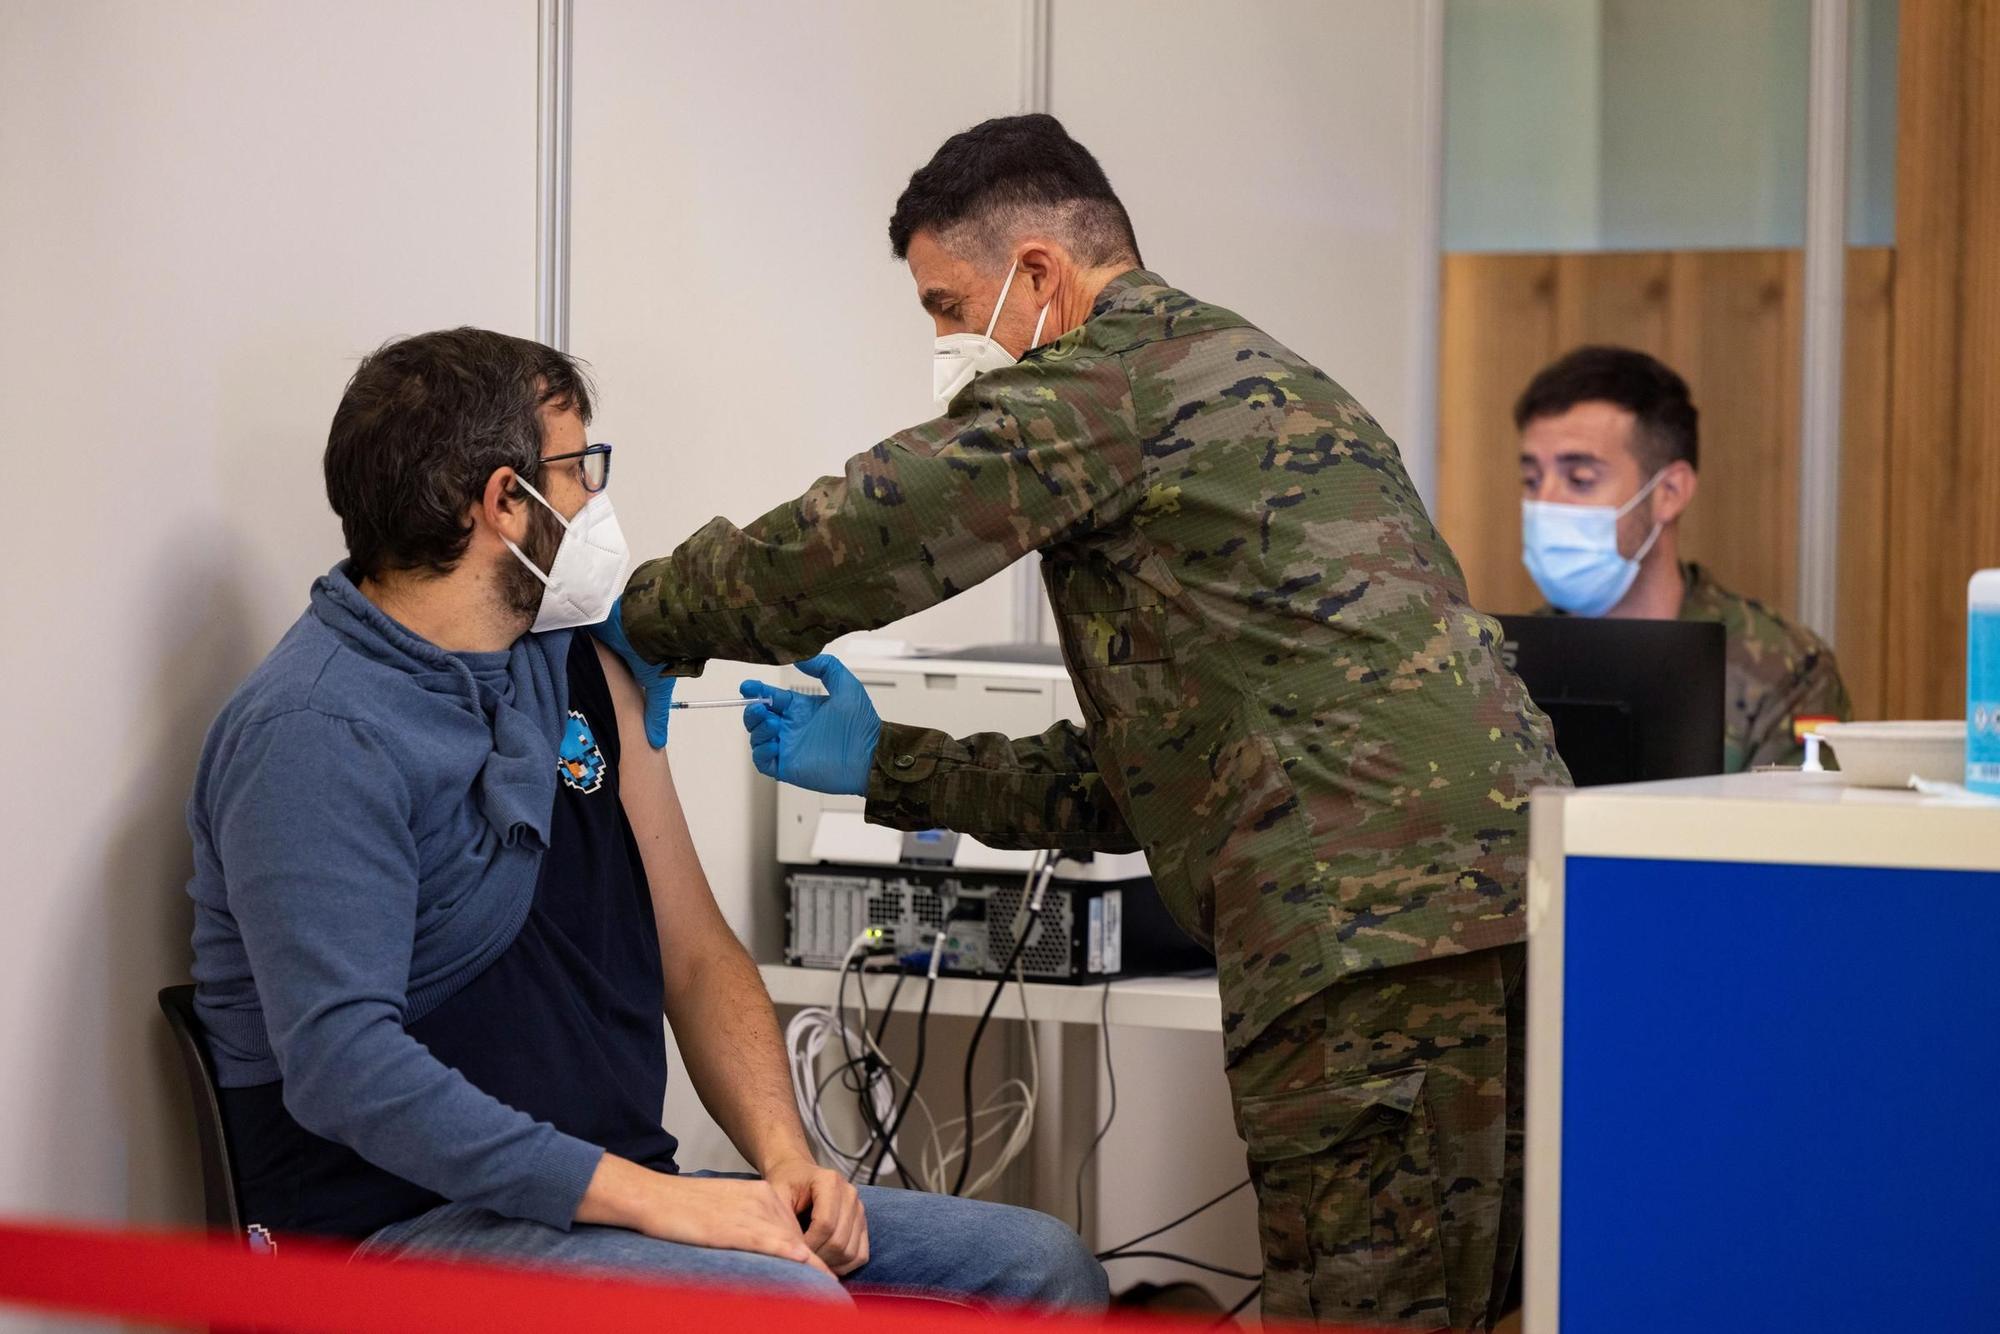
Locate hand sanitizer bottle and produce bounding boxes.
[1970,569,2000,795]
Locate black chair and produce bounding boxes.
[158,984,970,1308]
[158,984,251,1240]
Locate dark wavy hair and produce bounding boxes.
[1514,345,1699,473]
[324,328,593,580]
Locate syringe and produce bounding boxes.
[669,685,825,711]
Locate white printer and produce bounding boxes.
[777,643,1208,983]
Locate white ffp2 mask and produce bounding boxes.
[503,475,632,632]
[931,258,1050,412]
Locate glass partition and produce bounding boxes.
[1445,0,1895,252]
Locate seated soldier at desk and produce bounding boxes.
[183,327,1103,1308]
[1515,345,1850,770]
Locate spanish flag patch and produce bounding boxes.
[1793,715,1840,743]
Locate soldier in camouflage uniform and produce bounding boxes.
[1675,562,1849,770]
[1516,346,1851,768]
[605,115,1569,1328]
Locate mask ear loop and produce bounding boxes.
[1614,467,1668,518]
[985,257,1054,351]
[1630,520,1665,565]
[501,471,569,584]
[1618,468,1669,563]
[983,260,1020,341]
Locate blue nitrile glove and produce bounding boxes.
[739,654,882,796]
[588,608,676,748]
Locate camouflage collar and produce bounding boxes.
[1678,562,1725,621]
[1088,268,1171,319]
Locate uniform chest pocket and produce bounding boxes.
[1059,601,1184,719]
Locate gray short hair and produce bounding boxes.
[889,114,1141,270]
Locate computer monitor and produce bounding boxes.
[1496,615,1726,786]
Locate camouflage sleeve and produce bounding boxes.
[1744,642,1854,769]
[863,719,1141,853]
[619,350,1144,672]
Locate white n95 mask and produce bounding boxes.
[931,258,1050,412]
[1521,469,1666,617]
[503,474,632,632]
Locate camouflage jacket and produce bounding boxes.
[623,271,1569,1060]
[1681,563,1850,770]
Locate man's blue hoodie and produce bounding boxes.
[186,566,605,1229]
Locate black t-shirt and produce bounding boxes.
[219,635,680,1239]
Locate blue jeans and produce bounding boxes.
[354,1171,1107,1312]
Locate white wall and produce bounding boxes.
[566,0,1032,1177]
[1052,0,1444,502]
[0,0,538,1295]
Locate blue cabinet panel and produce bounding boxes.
[1559,856,2000,1331]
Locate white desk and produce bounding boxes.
[757,964,1223,1032]
[758,962,1227,1251]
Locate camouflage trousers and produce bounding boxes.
[1225,945,1525,1330]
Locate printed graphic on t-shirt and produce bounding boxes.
[558,710,606,793]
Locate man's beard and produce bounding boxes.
[498,500,566,622]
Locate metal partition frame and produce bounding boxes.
[1798,0,1852,643]
[535,0,573,352]
[1011,0,1056,643]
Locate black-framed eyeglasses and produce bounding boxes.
[537,442,613,493]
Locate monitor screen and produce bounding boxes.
[1496,615,1727,786]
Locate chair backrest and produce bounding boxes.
[157,984,244,1234]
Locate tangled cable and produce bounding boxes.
[784,914,1042,1197]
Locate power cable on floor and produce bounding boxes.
[1073,977,1116,1237]
[1100,1250,1262,1282]
[1095,1177,1252,1260]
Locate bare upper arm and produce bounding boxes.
[592,640,737,991]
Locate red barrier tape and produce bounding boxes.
[0,1219,1371,1333]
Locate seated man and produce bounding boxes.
[185,327,1104,1308]
[1515,345,1851,770]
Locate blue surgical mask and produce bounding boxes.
[1521,470,1666,616]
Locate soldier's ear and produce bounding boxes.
[1017,241,1063,298]
[1654,460,1698,525]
